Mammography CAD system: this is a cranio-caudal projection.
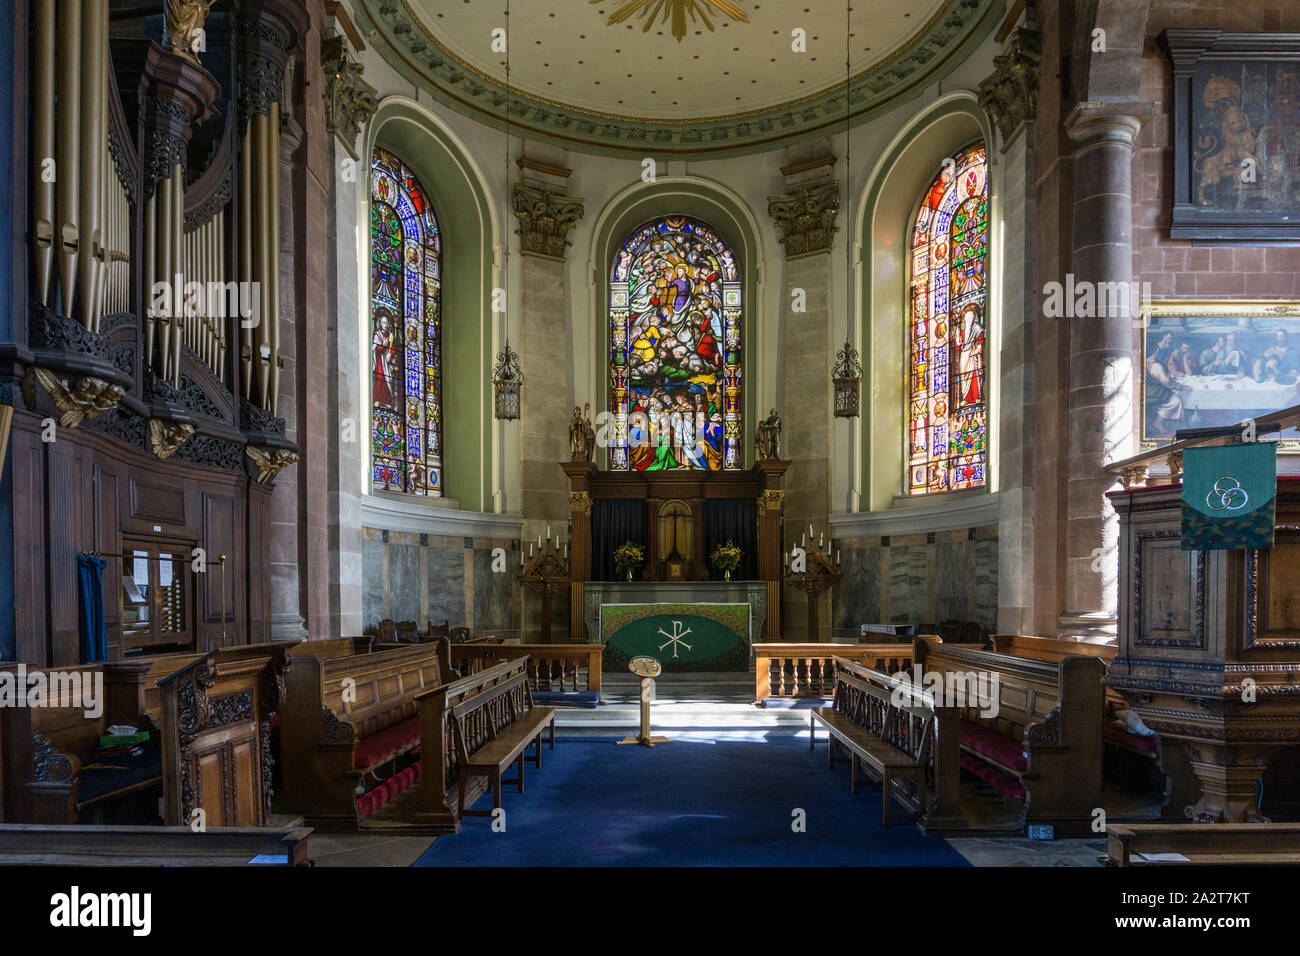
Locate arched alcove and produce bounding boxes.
[855,93,999,512]
[362,97,500,513]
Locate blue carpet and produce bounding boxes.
[414,736,969,866]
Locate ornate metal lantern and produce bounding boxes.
[493,341,523,421]
[832,339,862,418]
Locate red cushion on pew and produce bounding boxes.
[959,719,1028,772]
[1104,722,1158,754]
[960,754,1027,803]
[353,716,420,771]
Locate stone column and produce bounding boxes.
[321,21,376,639]
[768,153,839,640]
[1059,105,1150,637]
[979,26,1040,634]
[514,149,583,640]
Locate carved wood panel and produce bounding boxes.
[1135,531,1205,648]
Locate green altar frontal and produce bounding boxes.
[599,603,751,673]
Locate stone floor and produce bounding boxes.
[313,672,1162,866]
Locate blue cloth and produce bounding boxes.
[414,736,969,867]
[530,690,601,709]
[77,553,108,663]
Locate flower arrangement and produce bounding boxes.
[712,541,742,581]
[613,541,645,580]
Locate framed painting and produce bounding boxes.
[1141,300,1300,448]
[1161,30,1300,241]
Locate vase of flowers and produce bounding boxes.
[613,541,645,581]
[712,541,742,582]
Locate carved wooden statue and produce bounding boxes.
[755,408,782,460]
[569,403,595,462]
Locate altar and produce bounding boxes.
[562,460,789,644]
[583,581,767,672]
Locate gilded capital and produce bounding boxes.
[568,491,593,516]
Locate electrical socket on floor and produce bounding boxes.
[1027,825,1055,841]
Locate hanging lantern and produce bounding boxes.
[493,342,523,421]
[832,339,862,418]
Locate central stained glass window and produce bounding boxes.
[609,216,742,471]
[907,142,989,494]
[369,146,443,496]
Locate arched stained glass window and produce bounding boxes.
[907,142,989,494]
[369,147,443,496]
[609,216,741,471]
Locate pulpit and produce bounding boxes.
[563,461,788,642]
[1106,433,1300,823]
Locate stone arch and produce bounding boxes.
[362,96,501,512]
[584,177,770,470]
[853,91,999,511]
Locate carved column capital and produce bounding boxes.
[767,181,840,258]
[512,183,585,259]
[321,35,377,160]
[568,491,593,516]
[977,27,1041,150]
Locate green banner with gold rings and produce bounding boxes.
[1181,442,1277,550]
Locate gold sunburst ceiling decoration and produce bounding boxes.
[593,0,750,42]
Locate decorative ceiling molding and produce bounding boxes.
[353,0,1003,157]
[595,0,750,43]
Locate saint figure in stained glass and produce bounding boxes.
[907,142,989,494]
[369,147,443,496]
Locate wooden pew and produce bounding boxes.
[414,657,555,832]
[0,644,293,827]
[807,657,964,831]
[1107,823,1300,866]
[0,823,313,866]
[288,636,374,661]
[1,656,198,824]
[753,641,932,706]
[279,638,451,828]
[990,633,1199,818]
[916,638,1105,834]
[449,643,602,706]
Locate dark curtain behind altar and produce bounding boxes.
[592,499,648,581]
[703,498,758,580]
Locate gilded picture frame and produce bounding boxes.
[1140,299,1300,450]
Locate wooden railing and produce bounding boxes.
[449,643,602,697]
[753,641,928,706]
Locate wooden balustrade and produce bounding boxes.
[449,643,602,697]
[753,642,924,706]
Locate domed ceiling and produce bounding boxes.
[354,0,1000,156]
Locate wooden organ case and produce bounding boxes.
[7,1,307,667]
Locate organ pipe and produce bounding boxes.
[78,0,105,331]
[32,0,55,306]
[55,0,82,318]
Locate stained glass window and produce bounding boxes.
[609,216,742,471]
[369,147,443,495]
[907,142,989,494]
